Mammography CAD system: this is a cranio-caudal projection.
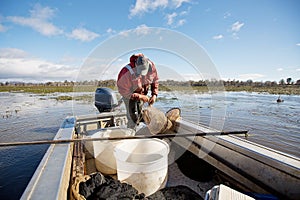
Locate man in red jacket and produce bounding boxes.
[117,53,159,129]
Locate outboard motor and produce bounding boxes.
[94,87,119,113]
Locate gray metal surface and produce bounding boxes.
[175,119,300,200]
[20,117,75,200]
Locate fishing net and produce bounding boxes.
[73,172,202,200]
[72,172,144,200]
[142,107,181,135]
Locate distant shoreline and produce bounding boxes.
[0,84,299,95]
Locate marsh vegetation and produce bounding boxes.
[1,79,299,96]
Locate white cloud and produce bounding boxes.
[129,0,191,28]
[59,54,83,65]
[0,48,78,82]
[106,28,116,34]
[29,3,56,19]
[68,28,100,42]
[0,48,29,58]
[166,12,177,25]
[135,24,152,35]
[177,19,186,27]
[166,12,186,27]
[6,4,100,42]
[229,21,244,39]
[231,21,244,32]
[119,30,130,37]
[296,43,300,46]
[277,68,283,71]
[171,0,191,8]
[129,0,190,17]
[180,10,188,16]
[213,34,223,40]
[238,73,264,80]
[129,0,168,17]
[7,4,63,36]
[296,68,300,71]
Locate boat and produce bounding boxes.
[19,88,300,200]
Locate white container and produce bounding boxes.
[92,128,135,174]
[114,139,169,196]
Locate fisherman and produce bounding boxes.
[117,53,159,129]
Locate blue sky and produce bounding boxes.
[0,0,299,83]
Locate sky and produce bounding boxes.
[0,0,299,83]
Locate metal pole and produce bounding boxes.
[0,130,248,147]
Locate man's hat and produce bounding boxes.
[136,56,149,76]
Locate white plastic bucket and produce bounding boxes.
[114,139,170,196]
[92,128,134,174]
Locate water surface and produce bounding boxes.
[0,91,299,199]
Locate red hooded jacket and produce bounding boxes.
[117,53,159,100]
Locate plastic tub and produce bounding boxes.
[114,139,170,196]
[91,128,135,174]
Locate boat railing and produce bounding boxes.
[75,112,127,134]
[20,116,76,200]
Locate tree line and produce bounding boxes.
[1,77,299,87]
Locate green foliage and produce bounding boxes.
[0,85,74,93]
[54,96,73,101]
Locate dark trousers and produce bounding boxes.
[123,98,144,129]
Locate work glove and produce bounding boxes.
[149,95,157,106]
[139,94,149,103]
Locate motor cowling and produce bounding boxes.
[94,88,118,113]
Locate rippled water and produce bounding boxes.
[0,91,299,199]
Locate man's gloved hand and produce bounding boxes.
[139,94,149,103]
[149,95,157,106]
